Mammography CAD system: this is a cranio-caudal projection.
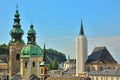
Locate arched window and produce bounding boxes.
[25,61,27,68]
[41,68,43,74]
[45,68,47,74]
[16,54,20,60]
[32,61,35,67]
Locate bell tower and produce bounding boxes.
[9,5,25,78]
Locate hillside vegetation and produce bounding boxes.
[0,44,66,64]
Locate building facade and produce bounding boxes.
[86,47,117,71]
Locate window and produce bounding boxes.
[25,61,27,68]
[16,54,20,60]
[45,68,47,74]
[41,68,43,74]
[99,66,103,70]
[32,61,35,67]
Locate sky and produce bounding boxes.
[0,0,120,63]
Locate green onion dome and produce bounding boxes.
[10,22,24,36]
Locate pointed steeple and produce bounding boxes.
[10,4,24,43]
[43,43,46,62]
[79,20,84,36]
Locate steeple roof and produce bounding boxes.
[40,43,48,66]
[9,5,24,44]
[43,43,46,62]
[79,20,84,36]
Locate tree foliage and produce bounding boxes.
[48,58,58,70]
[45,48,66,64]
[52,58,58,70]
[0,43,9,54]
[0,43,67,65]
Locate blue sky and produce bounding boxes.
[0,0,120,63]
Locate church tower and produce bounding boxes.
[20,24,43,79]
[9,5,25,78]
[76,20,88,76]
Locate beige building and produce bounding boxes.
[63,56,76,70]
[86,47,117,72]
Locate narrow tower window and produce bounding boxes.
[41,68,43,74]
[16,54,20,60]
[32,61,35,67]
[25,61,27,68]
[45,68,47,74]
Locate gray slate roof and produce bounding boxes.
[86,47,117,64]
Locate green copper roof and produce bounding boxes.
[28,24,36,35]
[10,27,24,35]
[21,24,43,57]
[20,44,43,57]
[9,5,24,44]
[14,9,20,18]
[79,20,84,36]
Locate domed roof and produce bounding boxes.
[28,24,36,34]
[20,24,43,57]
[21,44,43,57]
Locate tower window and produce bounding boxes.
[25,61,27,68]
[41,68,43,74]
[32,61,35,67]
[45,68,47,74]
[16,54,20,60]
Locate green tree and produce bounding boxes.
[52,58,58,70]
[48,63,53,70]
[48,58,58,70]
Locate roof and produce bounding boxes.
[60,68,120,76]
[62,68,76,74]
[20,24,43,57]
[86,47,117,64]
[9,6,24,44]
[20,44,43,57]
[89,69,120,76]
[10,72,22,80]
[28,24,36,35]
[29,74,40,80]
[79,20,84,36]
[0,54,8,63]
[64,59,76,64]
